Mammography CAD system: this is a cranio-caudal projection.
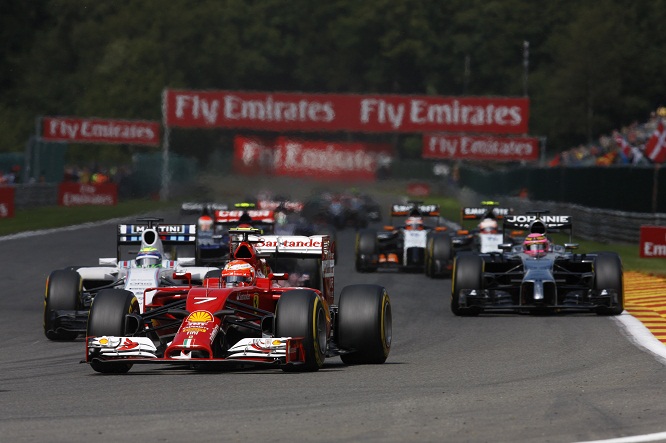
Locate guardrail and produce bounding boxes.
[452,185,666,244]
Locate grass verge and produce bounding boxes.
[0,199,178,236]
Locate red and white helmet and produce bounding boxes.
[479,218,498,233]
[405,216,424,231]
[523,233,549,257]
[221,260,256,287]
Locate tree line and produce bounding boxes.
[1,0,663,163]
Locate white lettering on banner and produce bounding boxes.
[63,193,114,206]
[0,204,7,217]
[80,121,155,141]
[174,95,220,124]
[410,100,522,127]
[49,119,80,138]
[224,95,335,123]
[460,137,533,156]
[278,142,375,172]
[643,242,666,257]
[360,99,405,129]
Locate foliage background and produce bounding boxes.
[1,0,664,163]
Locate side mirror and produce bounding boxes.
[457,229,469,235]
[499,243,514,251]
[564,243,579,250]
[99,257,118,266]
[434,226,448,232]
[269,272,289,281]
[177,257,196,266]
[383,226,395,231]
[173,272,192,281]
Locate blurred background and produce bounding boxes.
[2,0,666,212]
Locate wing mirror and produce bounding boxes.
[99,258,118,266]
[269,272,289,281]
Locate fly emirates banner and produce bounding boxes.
[163,89,529,134]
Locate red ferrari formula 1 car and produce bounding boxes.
[85,228,392,373]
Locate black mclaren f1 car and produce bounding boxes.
[450,211,624,316]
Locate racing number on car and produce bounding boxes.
[253,293,259,308]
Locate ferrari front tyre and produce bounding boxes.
[87,289,140,374]
[451,254,483,316]
[355,229,378,272]
[593,252,624,316]
[275,289,327,372]
[337,284,392,364]
[44,269,82,341]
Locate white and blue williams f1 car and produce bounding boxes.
[43,218,220,340]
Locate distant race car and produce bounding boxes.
[44,218,220,341]
[355,202,452,275]
[451,202,514,254]
[450,211,624,316]
[194,204,276,266]
[84,228,392,374]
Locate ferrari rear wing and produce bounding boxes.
[254,235,331,258]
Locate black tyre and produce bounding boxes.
[337,284,392,364]
[451,254,483,316]
[426,233,453,278]
[355,229,378,272]
[593,252,624,316]
[275,289,327,372]
[87,289,140,374]
[44,270,82,341]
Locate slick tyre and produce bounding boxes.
[593,252,624,316]
[337,284,392,365]
[276,290,327,372]
[44,270,82,341]
[355,229,378,272]
[451,254,483,316]
[87,289,140,374]
[426,233,453,278]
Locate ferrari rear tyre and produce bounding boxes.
[276,289,327,372]
[337,284,392,364]
[426,233,453,278]
[44,270,82,341]
[355,229,378,272]
[451,254,483,316]
[87,289,140,374]
[593,252,624,316]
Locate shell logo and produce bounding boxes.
[99,338,109,345]
[186,311,213,323]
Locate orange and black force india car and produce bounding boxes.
[355,202,453,276]
[84,228,392,373]
[450,212,624,316]
[44,218,219,341]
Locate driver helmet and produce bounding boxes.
[198,215,213,232]
[479,218,498,233]
[405,216,424,231]
[275,211,288,226]
[221,260,256,287]
[136,247,162,268]
[523,233,549,257]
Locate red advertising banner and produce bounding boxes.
[58,182,118,206]
[423,133,540,162]
[0,186,15,218]
[164,89,529,134]
[233,136,394,181]
[639,225,666,258]
[42,117,160,146]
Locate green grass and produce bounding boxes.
[0,199,178,236]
